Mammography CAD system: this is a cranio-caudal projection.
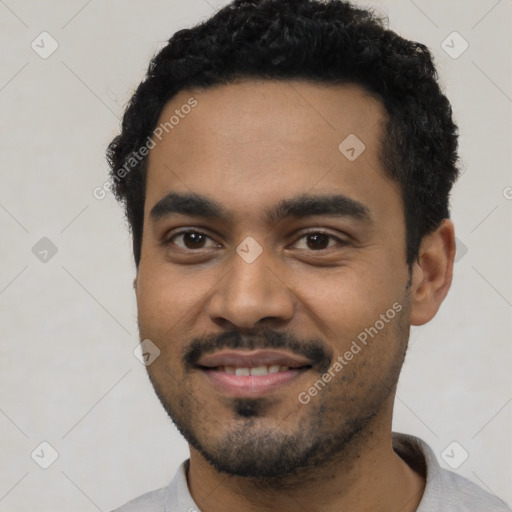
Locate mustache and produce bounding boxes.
[182,328,333,373]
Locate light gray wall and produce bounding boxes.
[1,0,510,510]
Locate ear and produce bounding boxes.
[409,219,456,326]
[133,276,138,290]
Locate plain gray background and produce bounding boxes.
[1,0,511,510]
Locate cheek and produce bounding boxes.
[292,264,405,344]
[135,263,215,346]
[296,263,398,312]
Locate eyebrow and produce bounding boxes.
[149,191,371,224]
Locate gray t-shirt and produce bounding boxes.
[112,433,511,511]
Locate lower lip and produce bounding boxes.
[199,368,308,397]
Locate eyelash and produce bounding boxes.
[164,229,348,251]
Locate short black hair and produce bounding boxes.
[107,0,460,268]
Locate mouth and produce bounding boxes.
[196,350,313,397]
[211,364,298,375]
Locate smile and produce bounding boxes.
[196,350,313,397]
[216,365,291,375]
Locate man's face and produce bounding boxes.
[135,80,412,478]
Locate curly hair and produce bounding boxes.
[106,0,459,268]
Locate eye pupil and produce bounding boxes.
[184,232,205,248]
[307,233,329,250]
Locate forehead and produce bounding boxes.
[144,79,398,224]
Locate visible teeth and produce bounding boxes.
[250,365,268,376]
[223,365,291,375]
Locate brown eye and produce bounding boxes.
[182,232,206,248]
[293,231,346,251]
[306,233,330,250]
[167,230,217,250]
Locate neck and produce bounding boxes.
[186,407,425,512]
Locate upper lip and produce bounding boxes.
[196,350,313,369]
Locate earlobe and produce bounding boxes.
[409,219,456,326]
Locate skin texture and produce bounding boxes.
[134,80,456,512]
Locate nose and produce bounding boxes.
[207,249,295,330]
